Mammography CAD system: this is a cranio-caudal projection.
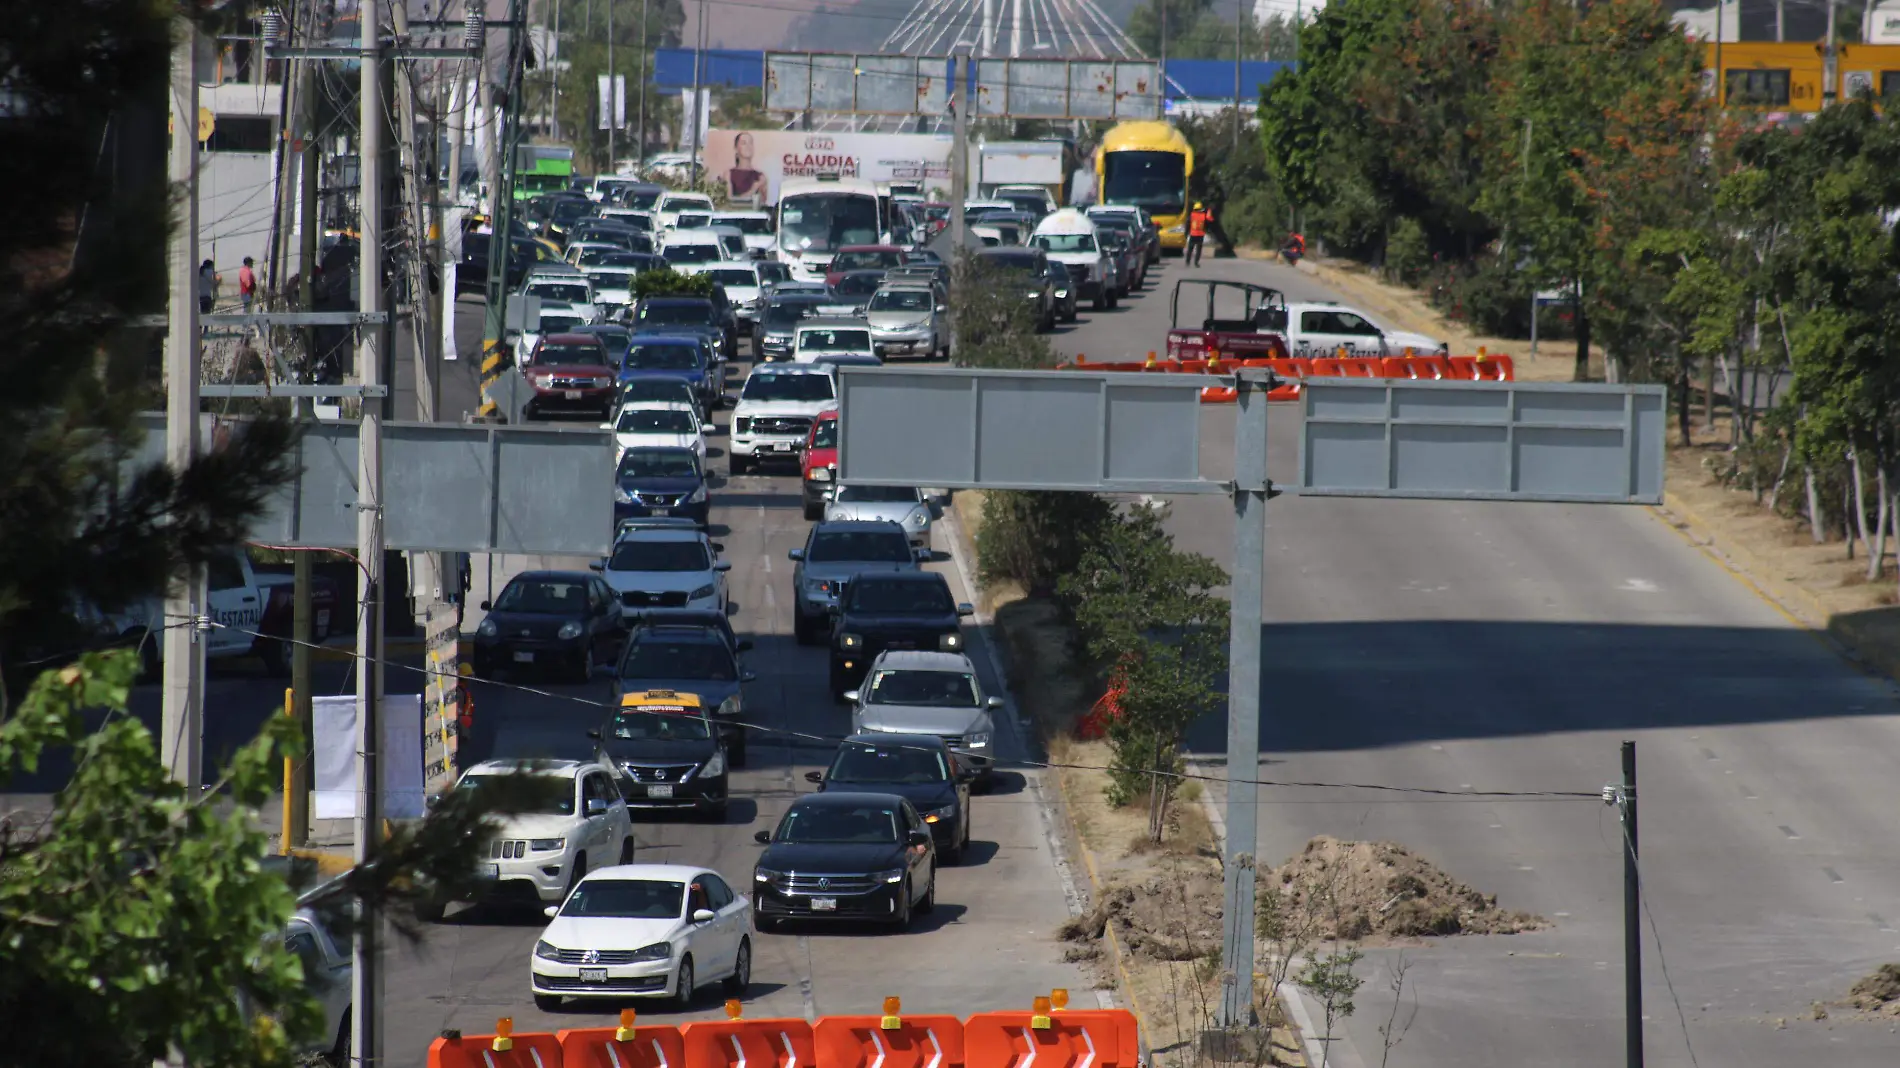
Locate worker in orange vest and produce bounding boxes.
[1187,202,1213,266]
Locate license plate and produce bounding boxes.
[565,390,582,399]
[481,863,499,879]
[809,897,837,911]
[646,784,673,798]
[580,968,607,983]
[771,442,793,452]
[513,651,534,663]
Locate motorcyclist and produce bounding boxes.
[1281,231,1306,264]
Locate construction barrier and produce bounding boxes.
[431,1019,562,1068]
[679,1010,815,1068]
[963,1004,1142,1068]
[558,1012,689,1068]
[813,1002,966,1068]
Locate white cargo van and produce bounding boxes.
[1030,209,1115,310]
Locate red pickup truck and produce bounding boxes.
[800,408,840,520]
[1164,279,1292,363]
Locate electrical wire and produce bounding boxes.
[1619,814,1703,1068]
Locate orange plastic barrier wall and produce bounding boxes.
[813,1014,967,1068]
[558,1023,689,1068]
[679,1017,815,1068]
[962,1009,1142,1068]
[431,1026,564,1068]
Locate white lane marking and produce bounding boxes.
[762,554,772,574]
[764,584,778,609]
[1618,578,1660,592]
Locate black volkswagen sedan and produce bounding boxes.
[828,571,972,697]
[807,734,972,863]
[750,791,936,931]
[472,570,625,681]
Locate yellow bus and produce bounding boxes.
[1703,42,1900,111]
[1094,121,1194,253]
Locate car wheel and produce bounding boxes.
[729,733,747,768]
[327,1010,351,1068]
[571,642,594,684]
[944,829,964,866]
[534,993,562,1012]
[753,905,778,933]
[672,956,696,1011]
[723,937,751,996]
[703,797,729,821]
[892,880,913,930]
[1092,291,1106,311]
[729,455,750,476]
[619,837,635,865]
[563,854,587,904]
[1107,289,1120,309]
[793,612,816,645]
[803,498,823,521]
[916,869,936,914]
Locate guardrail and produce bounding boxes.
[1064,349,1516,403]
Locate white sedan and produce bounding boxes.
[531,863,753,1011]
[610,401,708,463]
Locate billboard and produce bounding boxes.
[704,129,955,205]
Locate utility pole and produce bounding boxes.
[351,12,387,1068]
[1823,0,1840,107]
[392,0,437,424]
[1158,0,1167,101]
[1618,741,1643,1068]
[1233,0,1243,151]
[288,2,323,851]
[163,14,205,789]
[688,0,705,179]
[948,50,970,354]
[637,0,652,166]
[607,0,616,168]
[481,0,531,391]
[550,0,563,140]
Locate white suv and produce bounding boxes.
[728,365,837,475]
[421,759,635,920]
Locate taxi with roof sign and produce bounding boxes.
[589,690,731,817]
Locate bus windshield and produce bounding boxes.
[1102,151,1187,217]
[780,193,881,253]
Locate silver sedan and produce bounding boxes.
[823,485,935,547]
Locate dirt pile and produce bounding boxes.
[1058,859,1226,962]
[1266,836,1547,940]
[1845,964,1900,1017]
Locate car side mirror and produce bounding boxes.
[986,696,1005,710]
[714,561,733,572]
[753,830,771,844]
[906,829,931,848]
[586,797,610,815]
[956,766,977,783]
[544,905,560,919]
[804,770,825,784]
[914,548,931,562]
[479,600,492,611]
[586,728,602,740]
[588,561,604,572]
[735,639,754,652]
[741,670,758,682]
[692,908,716,923]
[711,542,726,553]
[842,690,860,703]
[956,602,975,617]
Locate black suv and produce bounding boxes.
[827,571,972,697]
[750,791,938,930]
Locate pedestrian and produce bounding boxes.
[238,256,257,312]
[1186,202,1213,267]
[197,259,220,314]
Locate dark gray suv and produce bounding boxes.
[787,520,925,644]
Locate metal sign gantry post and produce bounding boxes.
[834,366,1667,1040]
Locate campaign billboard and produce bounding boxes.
[704,129,955,205]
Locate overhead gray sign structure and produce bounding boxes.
[974,58,1161,120]
[763,52,1161,119]
[1298,379,1665,504]
[135,414,613,555]
[765,52,952,116]
[832,365,1669,1038]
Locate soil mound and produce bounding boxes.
[1846,964,1900,1017]
[1264,835,1547,940]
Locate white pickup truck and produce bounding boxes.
[1282,302,1446,359]
[84,550,339,677]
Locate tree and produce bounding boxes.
[1127,0,1293,61]
[949,254,1058,371]
[543,0,687,171]
[632,266,715,299]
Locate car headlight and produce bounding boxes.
[699,751,726,778]
[839,633,862,650]
[593,376,613,388]
[939,632,963,651]
[1027,289,1042,298]
[907,509,928,526]
[628,940,673,962]
[920,804,956,823]
[807,578,835,598]
[534,940,562,959]
[963,731,992,748]
[754,868,779,883]
[809,467,832,482]
[615,485,635,503]
[1055,288,1070,298]
[477,618,498,638]
[686,483,708,503]
[878,868,906,884]
[690,583,716,601]
[532,374,554,388]
[557,621,583,640]
[1166,223,1185,235]
[530,838,566,851]
[717,695,739,719]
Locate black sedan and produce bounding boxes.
[750,791,937,931]
[472,571,626,681]
[588,693,729,817]
[807,734,972,863]
[828,571,972,697]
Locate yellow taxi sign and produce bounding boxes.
[618,689,702,710]
[198,106,215,143]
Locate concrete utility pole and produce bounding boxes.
[163,15,205,789]
[607,0,616,167]
[688,0,705,177]
[481,0,531,404]
[1823,0,1840,106]
[351,12,387,1068]
[288,0,323,851]
[1233,0,1243,150]
[550,0,563,140]
[392,0,438,424]
[638,0,652,166]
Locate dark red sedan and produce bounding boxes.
[524,333,617,420]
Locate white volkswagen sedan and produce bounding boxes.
[531,863,753,1011]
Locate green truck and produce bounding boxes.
[514,144,575,200]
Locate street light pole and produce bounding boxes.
[163,13,205,790]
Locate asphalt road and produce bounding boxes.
[1056,253,1900,1067]
[367,298,1091,1057]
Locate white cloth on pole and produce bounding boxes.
[311,693,427,820]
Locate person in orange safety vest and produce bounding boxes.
[1186,202,1213,266]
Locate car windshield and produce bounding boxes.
[533,344,608,367]
[493,578,589,613]
[870,289,932,312]
[529,282,592,303]
[705,269,757,287]
[609,539,710,572]
[721,216,773,234]
[625,343,701,371]
[999,194,1046,215]
[807,530,911,563]
[1102,150,1188,216]
[582,328,631,349]
[639,303,713,326]
[589,270,640,288]
[780,193,880,252]
[775,803,904,844]
[829,741,949,783]
[559,879,685,919]
[621,639,736,680]
[742,374,835,402]
[868,669,979,707]
[577,247,626,266]
[663,245,717,264]
[616,408,697,434]
[834,274,883,297]
[810,420,839,448]
[835,250,901,271]
[764,301,821,326]
[536,314,585,334]
[1033,233,1096,254]
[621,380,695,407]
[836,485,920,504]
[610,709,713,742]
[455,773,575,815]
[849,579,952,613]
[619,448,699,479]
[663,196,715,212]
[980,253,1041,274]
[798,329,871,352]
[676,214,711,229]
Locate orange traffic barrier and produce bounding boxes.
[1447,353,1514,381]
[430,1018,562,1068]
[1339,357,1385,378]
[680,1005,815,1068]
[558,1010,688,1068]
[963,1001,1141,1068]
[813,999,965,1068]
[1382,355,1458,380]
[1305,357,1345,378]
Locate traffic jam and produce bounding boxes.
[448,172,1178,1014]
